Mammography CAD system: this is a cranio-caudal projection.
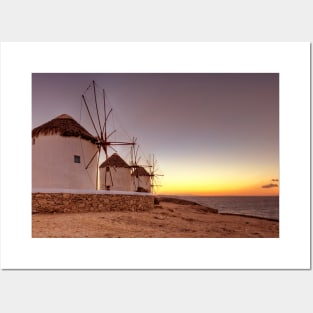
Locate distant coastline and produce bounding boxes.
[156,194,279,221]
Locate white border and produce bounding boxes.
[0,42,310,269]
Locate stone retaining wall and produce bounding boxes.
[32,193,154,214]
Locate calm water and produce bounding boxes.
[176,196,279,221]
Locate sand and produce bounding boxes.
[32,197,279,238]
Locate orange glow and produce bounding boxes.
[158,184,279,196]
[157,171,279,196]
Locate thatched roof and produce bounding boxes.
[132,166,150,177]
[100,153,130,169]
[32,114,97,143]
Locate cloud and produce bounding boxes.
[262,183,278,189]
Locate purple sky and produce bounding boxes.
[32,73,279,195]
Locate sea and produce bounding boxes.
[171,196,279,221]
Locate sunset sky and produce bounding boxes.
[32,73,279,196]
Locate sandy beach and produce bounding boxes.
[32,197,279,238]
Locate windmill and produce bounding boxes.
[81,80,135,190]
[129,139,149,192]
[129,140,163,193]
[146,154,164,193]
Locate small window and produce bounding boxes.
[74,155,80,163]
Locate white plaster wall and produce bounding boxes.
[100,167,131,191]
[32,135,98,189]
[131,175,151,192]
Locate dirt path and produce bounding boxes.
[32,200,279,238]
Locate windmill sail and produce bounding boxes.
[80,80,163,193]
[81,80,135,190]
[146,154,164,194]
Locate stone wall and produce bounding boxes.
[32,193,154,214]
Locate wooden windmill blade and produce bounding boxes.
[81,83,104,190]
[84,146,100,170]
[81,80,135,190]
[146,153,164,194]
[92,80,103,138]
[150,176,164,193]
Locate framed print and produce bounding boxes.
[0,42,310,269]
